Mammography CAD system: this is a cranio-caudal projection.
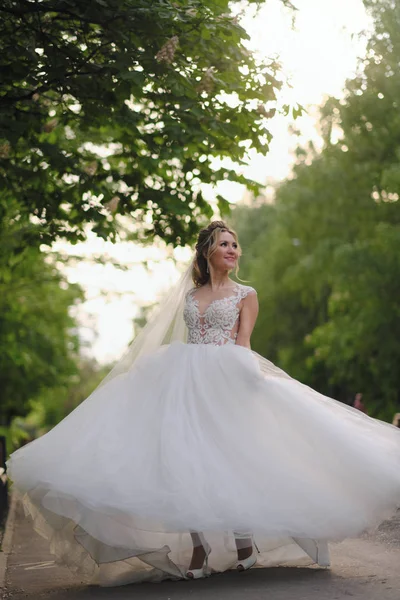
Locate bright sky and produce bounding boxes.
[58,0,369,364]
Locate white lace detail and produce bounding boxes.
[183,284,256,346]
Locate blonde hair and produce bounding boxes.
[192,221,242,287]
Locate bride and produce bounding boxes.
[8,220,400,586]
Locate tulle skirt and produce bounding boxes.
[7,342,400,585]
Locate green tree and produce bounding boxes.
[0,203,83,424]
[0,0,291,247]
[307,224,400,417]
[231,0,400,419]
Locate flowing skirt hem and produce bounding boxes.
[16,487,334,586]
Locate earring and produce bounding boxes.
[206,261,209,273]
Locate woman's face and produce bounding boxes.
[209,231,239,273]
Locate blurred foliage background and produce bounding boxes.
[0,0,399,452]
[231,0,400,420]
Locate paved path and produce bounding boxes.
[4,501,400,600]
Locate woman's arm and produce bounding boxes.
[235,292,259,349]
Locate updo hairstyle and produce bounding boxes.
[192,221,241,287]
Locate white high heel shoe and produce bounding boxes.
[186,542,212,579]
[235,549,257,571]
[234,534,259,571]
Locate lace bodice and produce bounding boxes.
[183,284,256,346]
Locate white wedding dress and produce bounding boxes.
[8,282,400,585]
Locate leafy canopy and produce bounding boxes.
[0,0,289,247]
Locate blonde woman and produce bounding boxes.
[8,221,400,586]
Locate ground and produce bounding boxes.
[4,502,400,600]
